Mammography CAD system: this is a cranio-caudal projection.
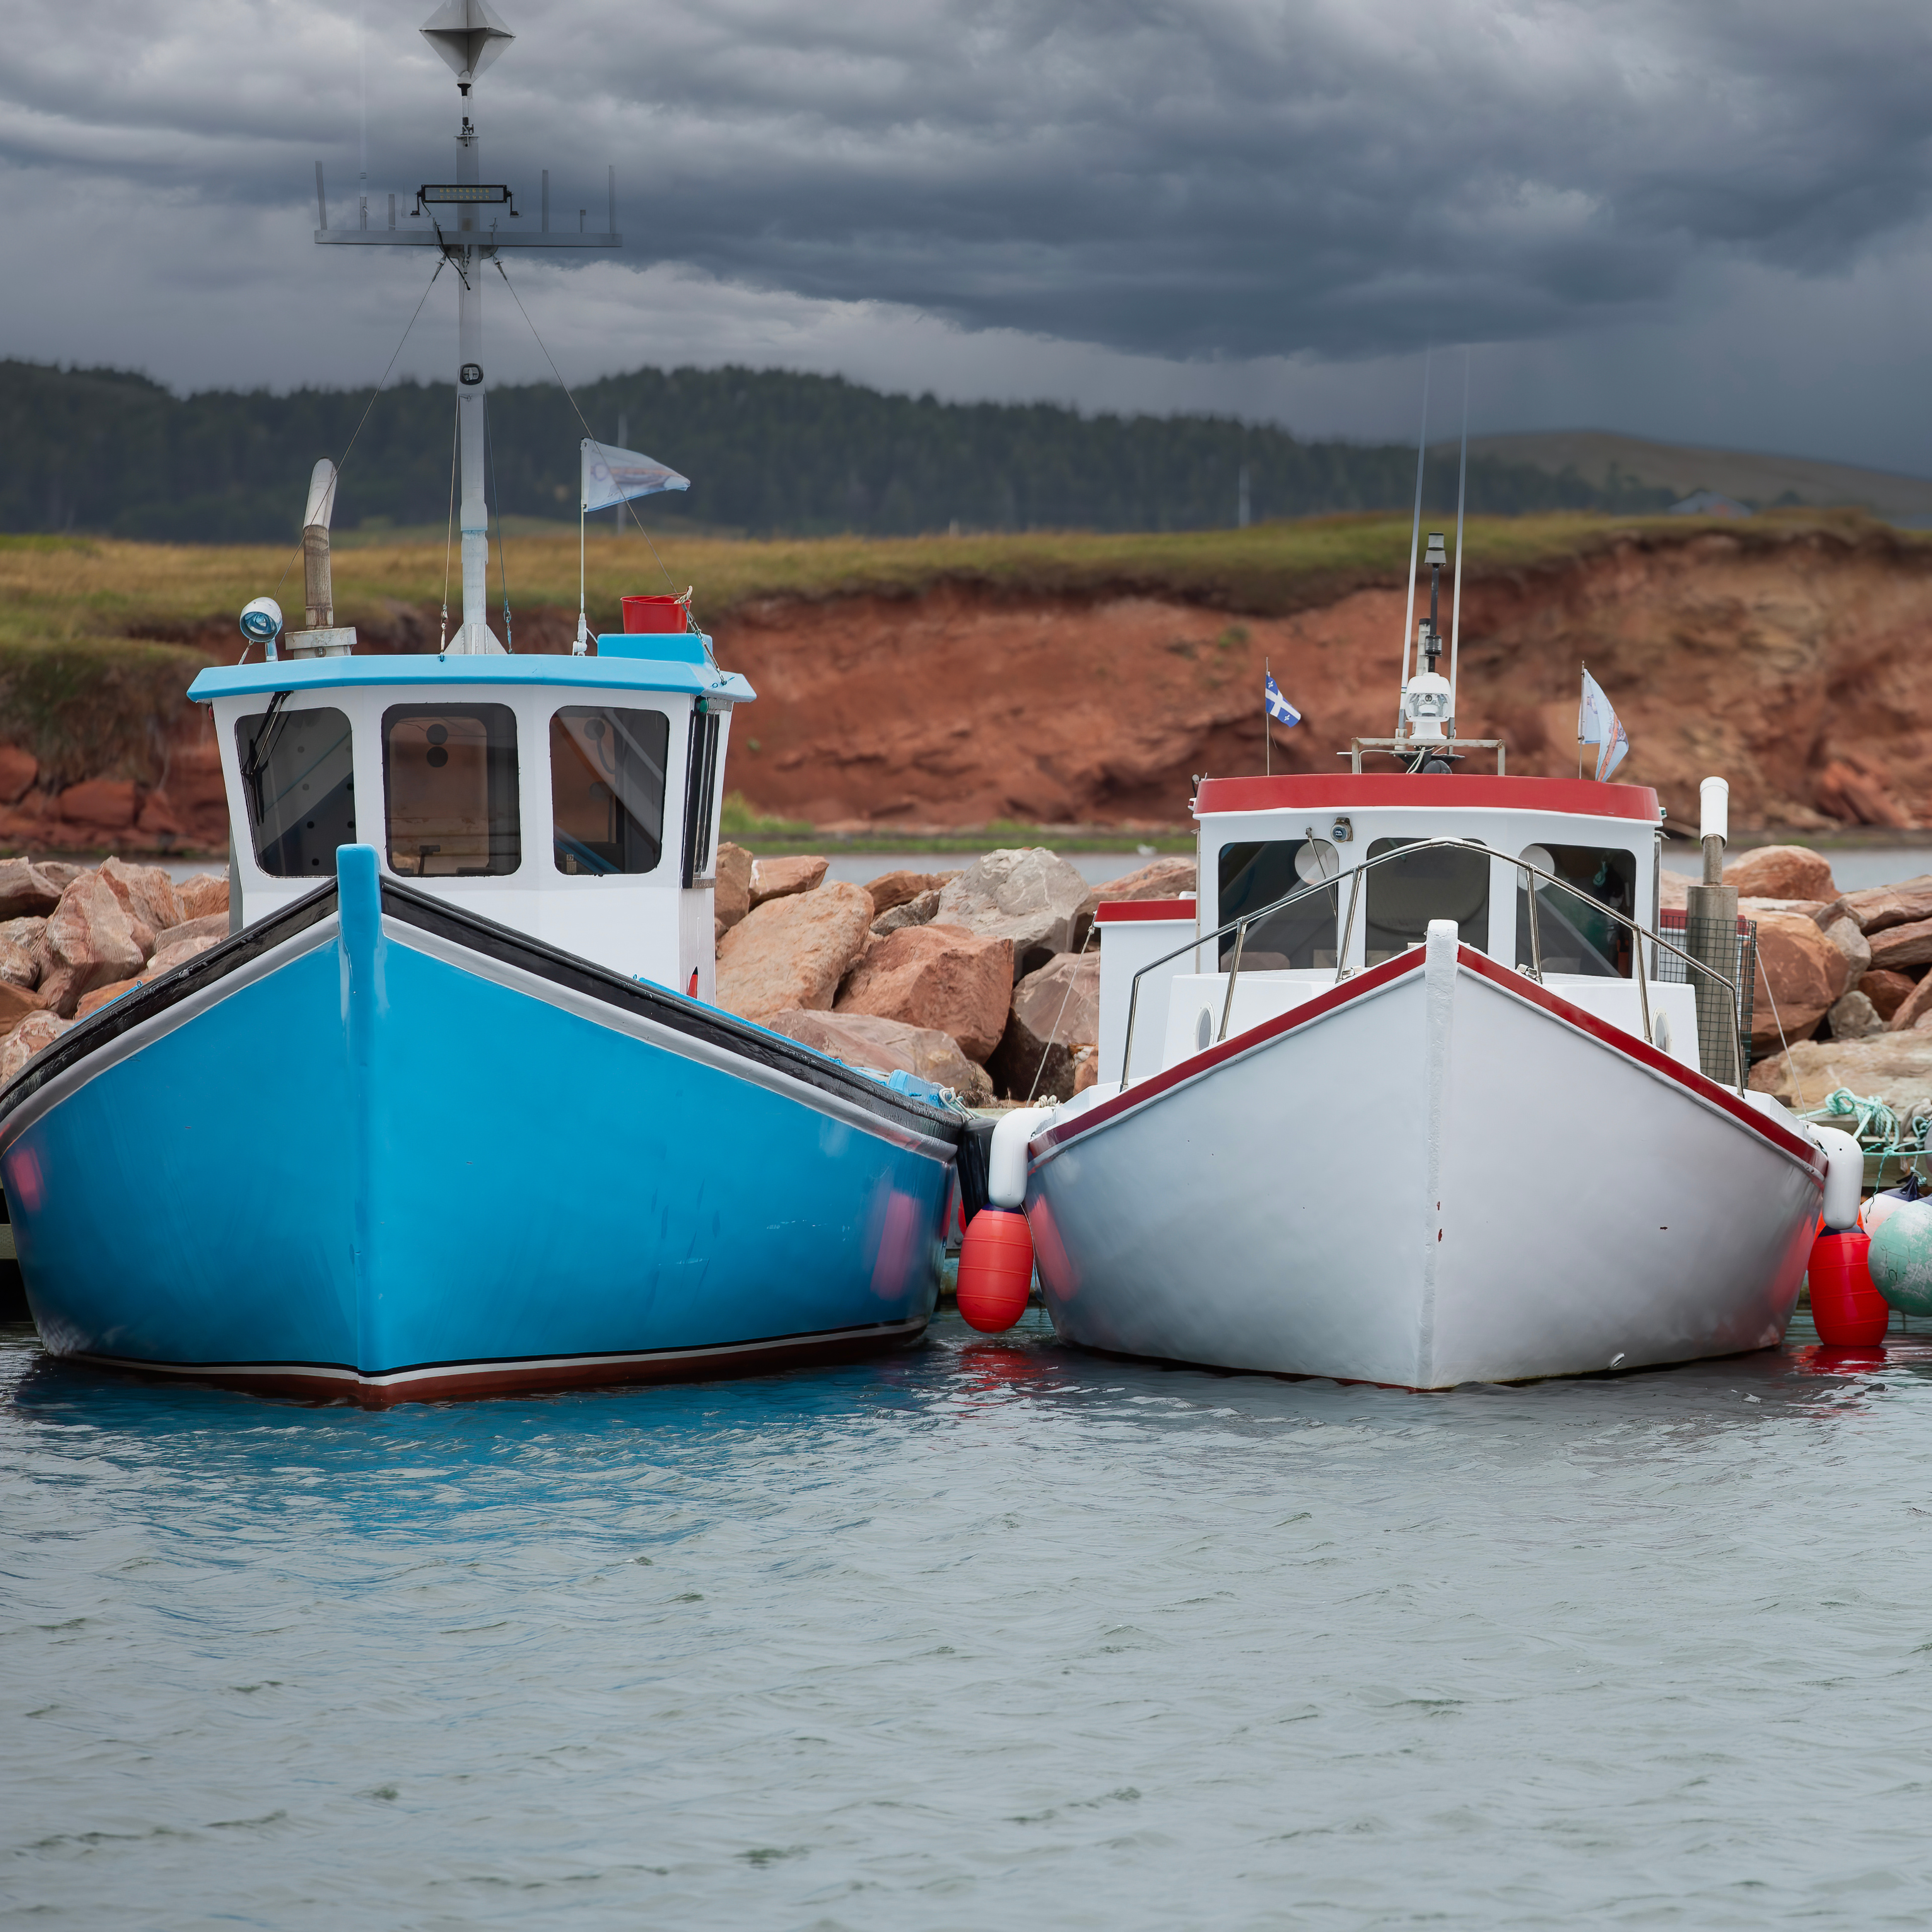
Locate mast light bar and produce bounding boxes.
[417,183,515,205]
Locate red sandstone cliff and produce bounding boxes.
[4,521,1929,851]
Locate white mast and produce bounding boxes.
[314,0,620,653]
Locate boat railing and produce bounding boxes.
[1121,837,1746,1087]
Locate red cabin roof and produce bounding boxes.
[1193,773,1661,823]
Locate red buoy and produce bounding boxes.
[1809,1229,1888,1347]
[956,1208,1034,1333]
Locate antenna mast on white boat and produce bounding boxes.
[314,0,621,654]
[1448,348,1470,732]
[1395,348,1431,731]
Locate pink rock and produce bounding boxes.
[0,1010,70,1086]
[100,857,185,939]
[173,873,230,922]
[749,854,830,908]
[0,934,38,991]
[862,869,953,917]
[142,931,221,979]
[33,873,147,1018]
[1750,910,1850,1051]
[0,857,66,921]
[715,842,753,931]
[74,978,142,1021]
[766,1007,994,1104]
[835,921,1014,1064]
[989,950,1102,1100]
[0,977,47,1030]
[715,881,874,1023]
[1723,845,1837,902]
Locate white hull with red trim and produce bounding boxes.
[1027,925,1824,1390]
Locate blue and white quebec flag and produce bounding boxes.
[1265,673,1302,728]
[1577,668,1629,781]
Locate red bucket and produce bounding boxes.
[622,594,686,634]
[1809,1229,1889,1347]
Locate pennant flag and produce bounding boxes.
[581,440,690,513]
[1577,668,1629,781]
[1265,673,1302,728]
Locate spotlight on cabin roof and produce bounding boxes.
[1425,531,1447,569]
[420,0,514,94]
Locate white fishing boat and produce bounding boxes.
[958,489,1858,1387]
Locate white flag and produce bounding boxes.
[1577,668,1629,782]
[581,439,690,513]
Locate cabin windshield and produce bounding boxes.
[235,704,357,877]
[383,704,521,877]
[551,705,671,874]
[1516,844,1635,977]
[1217,840,1341,969]
[1365,838,1488,962]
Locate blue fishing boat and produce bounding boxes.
[0,2,969,1404]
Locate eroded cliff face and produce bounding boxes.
[712,525,1932,829]
[3,521,1928,852]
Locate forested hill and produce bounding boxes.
[0,359,1673,543]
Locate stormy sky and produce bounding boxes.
[5,0,1932,471]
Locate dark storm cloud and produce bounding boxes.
[6,0,1932,362]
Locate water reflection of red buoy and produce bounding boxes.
[956,1208,1034,1332]
[1808,1229,1888,1348]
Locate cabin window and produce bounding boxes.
[1364,839,1488,963]
[551,706,671,875]
[1515,844,1635,977]
[234,704,356,877]
[1216,841,1341,969]
[382,704,521,878]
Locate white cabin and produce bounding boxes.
[1096,772,1702,1086]
[188,632,753,1000]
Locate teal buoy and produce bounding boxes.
[1867,1201,1932,1315]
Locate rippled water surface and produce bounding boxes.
[7,1309,1932,1928]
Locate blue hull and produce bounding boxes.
[0,849,962,1404]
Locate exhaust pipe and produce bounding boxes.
[284,460,357,658]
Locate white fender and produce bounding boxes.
[1811,1124,1863,1230]
[988,1107,1056,1210]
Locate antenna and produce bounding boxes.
[316,2,620,653]
[1449,348,1470,727]
[1395,348,1431,731]
[420,0,515,95]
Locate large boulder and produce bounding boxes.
[936,848,1090,978]
[1749,910,1850,1051]
[1828,991,1884,1040]
[1750,1031,1932,1120]
[32,873,148,1018]
[0,932,38,991]
[872,889,940,936]
[715,881,872,1023]
[1869,917,1932,973]
[143,929,223,978]
[1658,867,1691,912]
[714,842,753,931]
[766,1008,994,1104]
[1862,969,1919,1021]
[1073,856,1197,948]
[1839,875,1932,936]
[75,978,141,1021]
[174,873,230,922]
[835,922,1014,1062]
[863,869,955,918]
[749,854,828,909]
[1724,845,1837,901]
[0,1010,71,1087]
[0,858,66,921]
[1889,972,1932,1034]
[100,857,185,939]
[1820,914,1872,980]
[0,978,46,1031]
[988,950,1102,1101]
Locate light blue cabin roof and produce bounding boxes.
[188,634,756,705]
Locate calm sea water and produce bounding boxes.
[6,1308,1932,1929]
